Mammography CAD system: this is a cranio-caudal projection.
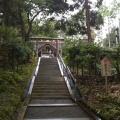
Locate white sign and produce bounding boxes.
[101,56,111,76]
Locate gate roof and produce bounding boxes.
[30,37,64,41]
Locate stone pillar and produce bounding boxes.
[36,39,38,57]
[56,40,59,57]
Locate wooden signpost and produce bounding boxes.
[101,56,111,92]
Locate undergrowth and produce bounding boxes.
[0,57,37,120]
[78,83,120,120]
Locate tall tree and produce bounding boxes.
[103,27,116,47]
[0,0,70,41]
[55,0,104,40]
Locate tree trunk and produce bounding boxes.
[76,61,79,76]
[24,20,33,42]
[18,8,26,41]
[24,33,30,42]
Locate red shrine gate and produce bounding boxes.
[30,37,64,57]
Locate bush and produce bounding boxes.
[0,70,23,92]
[0,57,36,119]
[0,39,34,69]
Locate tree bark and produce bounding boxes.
[76,61,79,76]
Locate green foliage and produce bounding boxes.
[81,86,90,95]
[62,37,102,75]
[0,69,22,92]
[0,26,18,42]
[104,46,120,82]
[32,20,58,37]
[0,39,34,69]
[99,5,110,17]
[63,37,120,82]
[100,104,120,120]
[103,27,116,47]
[97,94,111,102]
[93,93,120,120]
[110,0,120,16]
[54,0,104,36]
[0,57,36,119]
[0,0,71,41]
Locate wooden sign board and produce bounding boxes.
[101,56,111,76]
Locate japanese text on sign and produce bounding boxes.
[101,57,111,76]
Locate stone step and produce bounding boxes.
[34,82,66,85]
[34,79,64,82]
[33,84,67,87]
[37,73,61,75]
[24,106,93,119]
[40,60,57,63]
[39,64,59,66]
[33,83,66,86]
[29,99,74,104]
[36,75,62,78]
[24,118,93,120]
[32,87,68,91]
[31,92,69,97]
[30,96,70,99]
[36,76,62,78]
[38,72,60,74]
[28,103,77,107]
[37,76,62,78]
[34,80,64,82]
[38,67,59,69]
[39,63,58,65]
[35,77,64,81]
[33,84,67,86]
[38,68,60,71]
[40,59,57,61]
[35,78,63,81]
[38,69,59,72]
[32,89,68,93]
[38,71,61,74]
[40,64,58,66]
[35,78,64,81]
[33,85,66,88]
[34,80,65,83]
[40,63,58,65]
[38,68,60,70]
[39,63,58,64]
[32,85,67,88]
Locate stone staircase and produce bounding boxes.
[23,58,94,120]
[30,58,70,99]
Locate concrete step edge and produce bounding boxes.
[24,118,91,120]
[28,103,77,107]
[31,96,70,98]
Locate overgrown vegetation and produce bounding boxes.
[62,38,120,120]
[0,57,36,120]
[63,37,120,82]
[78,82,120,120]
[0,26,36,119]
